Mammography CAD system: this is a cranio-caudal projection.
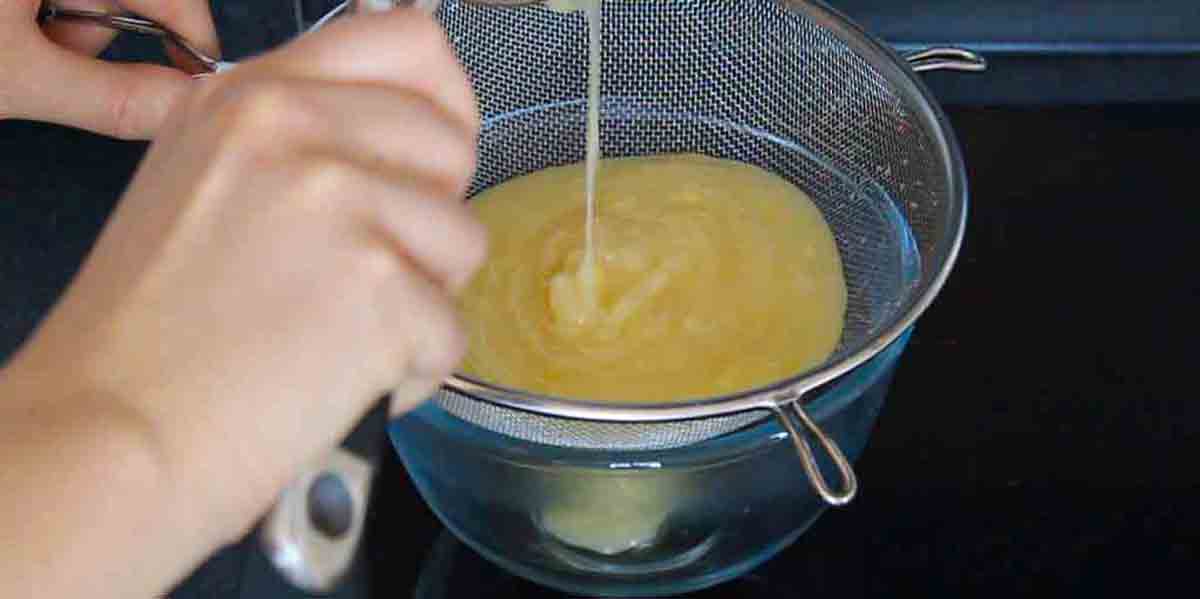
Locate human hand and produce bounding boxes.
[0,0,219,139]
[8,6,484,558]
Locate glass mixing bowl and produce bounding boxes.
[388,329,911,596]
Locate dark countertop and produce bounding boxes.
[3,3,1200,598]
[360,104,1200,598]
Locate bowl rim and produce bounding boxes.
[401,329,913,462]
[439,0,968,424]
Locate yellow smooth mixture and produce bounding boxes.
[460,153,847,402]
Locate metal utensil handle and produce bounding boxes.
[904,46,988,73]
[37,2,226,73]
[771,398,858,506]
[259,396,391,592]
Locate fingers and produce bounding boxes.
[388,376,442,417]
[41,0,120,56]
[380,258,469,380]
[7,38,191,139]
[43,22,119,57]
[244,155,481,398]
[8,0,217,137]
[169,10,486,391]
[41,1,220,68]
[202,77,483,290]
[369,181,487,294]
[197,75,487,373]
[248,9,478,136]
[277,81,477,193]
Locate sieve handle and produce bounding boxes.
[904,47,988,73]
[38,2,235,75]
[771,399,858,506]
[258,397,391,592]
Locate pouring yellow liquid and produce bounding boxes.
[459,153,847,402]
[576,0,603,315]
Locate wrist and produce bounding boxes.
[0,361,220,596]
[11,322,291,548]
[1,353,251,541]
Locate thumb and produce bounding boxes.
[388,377,442,418]
[8,39,194,140]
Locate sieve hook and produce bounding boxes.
[771,397,858,506]
[903,47,987,73]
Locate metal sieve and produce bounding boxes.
[432,0,980,506]
[239,0,981,592]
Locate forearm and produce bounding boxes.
[0,364,221,598]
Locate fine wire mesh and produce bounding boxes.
[431,0,955,450]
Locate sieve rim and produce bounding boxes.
[440,0,969,424]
